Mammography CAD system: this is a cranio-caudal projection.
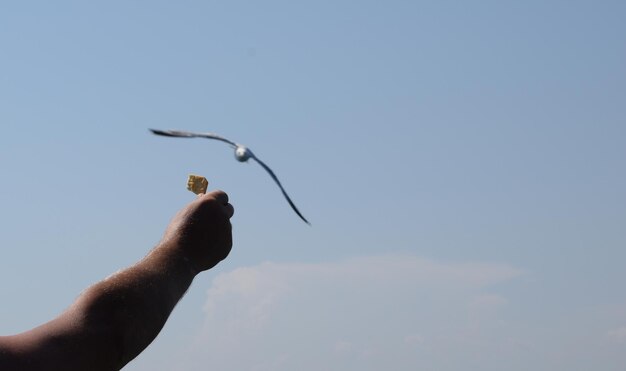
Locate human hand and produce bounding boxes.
[161,190,234,273]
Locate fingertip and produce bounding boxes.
[225,203,235,218]
[207,189,229,204]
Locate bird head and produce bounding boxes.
[234,146,252,162]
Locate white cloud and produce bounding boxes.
[175,254,523,371]
[333,340,355,354]
[607,326,626,343]
[404,333,425,346]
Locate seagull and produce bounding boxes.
[149,129,310,225]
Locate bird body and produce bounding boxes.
[150,129,310,225]
[234,146,252,162]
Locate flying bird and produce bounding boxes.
[149,129,310,225]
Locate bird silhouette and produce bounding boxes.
[150,129,310,225]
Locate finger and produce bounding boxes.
[224,203,235,218]
[205,190,229,204]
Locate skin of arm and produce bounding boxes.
[0,190,234,370]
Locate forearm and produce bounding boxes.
[74,242,196,368]
[0,242,196,371]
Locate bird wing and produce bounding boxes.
[250,153,310,225]
[149,129,238,147]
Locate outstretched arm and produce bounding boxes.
[0,190,234,371]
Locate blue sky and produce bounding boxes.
[1,1,625,370]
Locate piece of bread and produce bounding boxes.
[187,174,208,195]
